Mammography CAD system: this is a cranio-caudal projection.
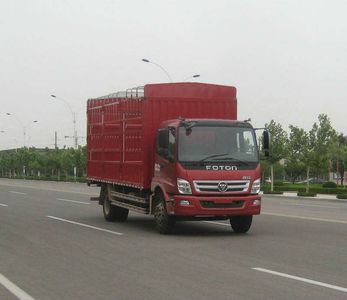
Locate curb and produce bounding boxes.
[261,192,347,203]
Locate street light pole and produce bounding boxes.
[182,74,201,81]
[6,112,24,145]
[142,58,173,82]
[6,113,38,147]
[23,120,38,147]
[50,94,77,149]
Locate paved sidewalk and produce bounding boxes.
[283,191,338,199]
[261,191,347,202]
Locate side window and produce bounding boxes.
[156,129,168,157]
[242,131,256,154]
[156,127,175,161]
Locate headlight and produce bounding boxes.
[177,178,192,194]
[251,178,261,194]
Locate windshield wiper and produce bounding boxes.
[200,154,250,165]
[199,153,230,162]
[218,157,250,165]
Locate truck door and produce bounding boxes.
[154,127,177,195]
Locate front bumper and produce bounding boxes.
[167,194,261,217]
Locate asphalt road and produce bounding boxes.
[0,178,346,300]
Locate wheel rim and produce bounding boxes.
[104,197,110,215]
[155,203,165,226]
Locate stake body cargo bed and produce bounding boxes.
[87,82,237,188]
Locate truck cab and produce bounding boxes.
[151,118,263,233]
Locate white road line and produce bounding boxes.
[0,273,35,300]
[0,203,8,207]
[56,198,90,205]
[281,203,340,209]
[262,212,347,224]
[203,220,229,226]
[8,191,27,195]
[0,182,97,196]
[253,267,347,293]
[47,216,123,236]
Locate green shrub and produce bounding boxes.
[297,191,317,197]
[322,181,338,188]
[337,194,347,199]
[263,190,284,195]
[276,185,302,192]
[260,182,345,195]
[309,187,344,194]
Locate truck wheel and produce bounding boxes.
[103,194,129,222]
[229,216,252,233]
[154,194,175,234]
[114,206,129,222]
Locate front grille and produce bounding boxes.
[200,200,244,208]
[193,180,250,193]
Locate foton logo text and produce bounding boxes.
[206,165,238,171]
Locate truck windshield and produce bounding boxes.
[178,125,258,163]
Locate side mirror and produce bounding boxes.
[263,130,270,158]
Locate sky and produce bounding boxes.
[0,0,346,149]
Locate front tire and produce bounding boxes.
[103,193,129,222]
[230,216,252,233]
[154,194,175,234]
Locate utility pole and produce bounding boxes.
[55,131,58,149]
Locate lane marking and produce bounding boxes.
[262,212,347,224]
[0,182,97,196]
[253,267,347,293]
[0,203,8,207]
[47,216,123,236]
[280,203,340,209]
[8,191,27,195]
[56,198,90,205]
[0,273,35,300]
[203,220,229,226]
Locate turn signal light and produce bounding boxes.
[180,200,190,206]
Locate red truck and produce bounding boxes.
[87,82,269,234]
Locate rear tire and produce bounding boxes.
[230,216,252,233]
[103,193,129,222]
[154,193,175,234]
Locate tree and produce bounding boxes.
[310,114,336,175]
[0,152,12,176]
[46,149,63,179]
[330,134,347,185]
[265,120,288,191]
[286,125,307,183]
[74,146,87,177]
[303,114,336,192]
[60,148,75,177]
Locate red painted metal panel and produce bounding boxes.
[87,83,237,189]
